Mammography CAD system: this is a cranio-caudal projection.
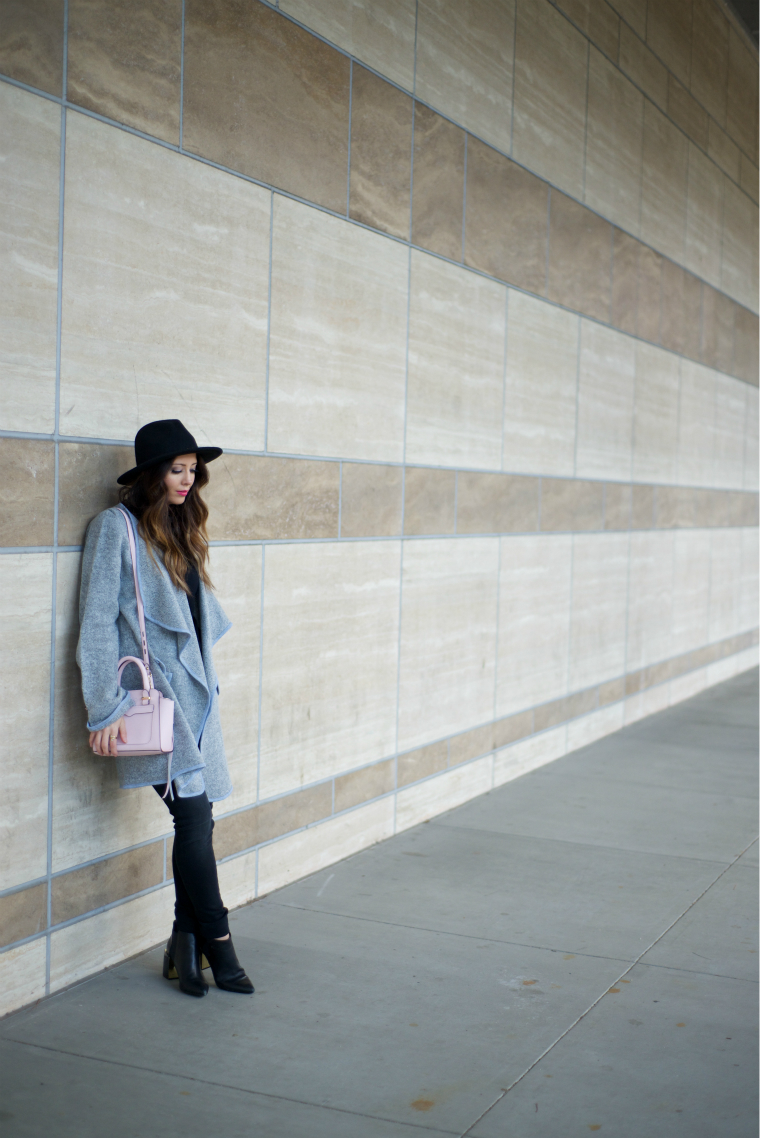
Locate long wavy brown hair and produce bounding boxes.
[119,456,213,592]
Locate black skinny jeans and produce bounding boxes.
[153,786,229,941]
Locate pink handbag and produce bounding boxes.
[114,508,175,797]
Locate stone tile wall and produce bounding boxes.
[0,0,757,1016]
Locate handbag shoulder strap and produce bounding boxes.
[117,507,153,689]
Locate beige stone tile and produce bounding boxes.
[0,937,48,1020]
[464,140,549,296]
[671,529,711,656]
[448,722,495,766]
[0,438,55,547]
[258,798,394,895]
[457,473,539,534]
[631,483,655,529]
[566,701,624,751]
[636,244,663,344]
[604,482,632,529]
[743,387,758,492]
[739,527,759,632]
[726,26,758,166]
[568,532,629,689]
[50,883,174,992]
[534,687,598,732]
[493,725,566,787]
[406,250,505,468]
[540,479,604,531]
[547,191,612,322]
[214,785,333,860]
[259,542,400,799]
[640,100,689,265]
[57,443,132,547]
[493,709,534,748]
[626,530,674,671]
[397,537,499,751]
[496,533,572,716]
[677,360,715,487]
[268,196,408,462]
[739,154,759,205]
[624,679,671,725]
[51,553,170,873]
[618,23,667,110]
[51,842,164,925]
[206,544,262,814]
[0,84,60,434]
[632,342,680,484]
[395,755,492,832]
[0,0,64,95]
[585,49,644,236]
[411,104,465,262]
[708,118,740,182]
[215,848,257,912]
[205,455,339,542]
[734,307,759,387]
[689,0,729,127]
[334,758,395,812]
[701,286,736,374]
[184,0,349,212]
[682,271,704,364]
[397,740,448,786]
[512,0,588,200]
[60,114,270,450]
[279,0,416,91]
[67,0,181,144]
[708,527,743,642]
[669,664,709,704]
[598,675,625,704]
[349,66,412,239]
[403,467,456,535]
[415,0,515,154]
[659,260,687,355]
[667,74,708,150]
[713,374,747,490]
[646,0,692,86]
[610,229,638,336]
[576,321,635,481]
[0,554,51,891]
[341,463,403,538]
[0,882,47,949]
[684,144,723,287]
[608,0,646,36]
[502,292,578,477]
[558,0,619,58]
[721,179,757,311]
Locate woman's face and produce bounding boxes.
[164,453,197,505]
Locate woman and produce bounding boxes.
[77,418,253,999]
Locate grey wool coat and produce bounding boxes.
[77,506,233,801]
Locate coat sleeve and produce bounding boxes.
[76,510,134,732]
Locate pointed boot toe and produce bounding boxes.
[203,936,254,994]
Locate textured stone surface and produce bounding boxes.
[349,66,412,239]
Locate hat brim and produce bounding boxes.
[117,446,223,485]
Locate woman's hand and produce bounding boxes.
[89,717,126,756]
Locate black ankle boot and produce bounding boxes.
[163,924,208,998]
[202,936,254,994]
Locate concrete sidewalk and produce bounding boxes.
[1,670,757,1138]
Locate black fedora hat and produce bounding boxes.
[117,419,223,485]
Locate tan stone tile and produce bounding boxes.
[67,0,181,144]
[396,756,493,832]
[636,244,663,343]
[739,154,759,205]
[403,467,456,535]
[335,759,395,812]
[610,0,646,37]
[349,66,412,239]
[494,724,566,786]
[60,114,270,450]
[558,0,619,58]
[689,0,728,126]
[618,23,667,109]
[457,472,539,534]
[259,542,400,798]
[604,482,632,529]
[496,533,572,715]
[341,463,403,538]
[0,438,55,547]
[734,307,759,387]
[0,554,51,890]
[568,532,629,689]
[707,118,740,182]
[721,179,757,311]
[184,0,349,212]
[397,740,448,786]
[0,937,48,1019]
[540,478,604,532]
[503,291,578,477]
[598,675,625,704]
[415,0,515,154]
[640,100,688,265]
[448,722,495,766]
[611,229,639,336]
[0,882,47,949]
[268,196,408,462]
[576,321,635,481]
[726,26,758,165]
[656,486,697,528]
[493,709,534,748]
[406,250,505,468]
[279,0,416,91]
[624,667,645,695]
[631,484,655,529]
[398,537,499,751]
[646,0,692,86]
[0,85,60,434]
[513,0,588,199]
[51,843,163,924]
[700,286,732,373]
[547,191,612,322]
[464,139,549,296]
[534,687,597,732]
[258,798,394,894]
[214,784,333,860]
[0,0,63,95]
[685,143,724,287]
[667,74,708,150]
[57,443,132,547]
[633,341,680,484]
[205,454,339,541]
[682,272,703,363]
[585,49,643,236]
[411,103,465,261]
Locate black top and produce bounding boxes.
[185,564,202,652]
